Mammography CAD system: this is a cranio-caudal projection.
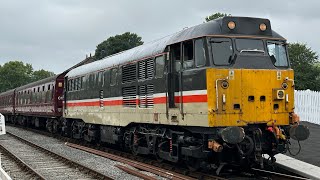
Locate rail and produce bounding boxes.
[3,131,113,180]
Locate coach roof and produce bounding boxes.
[67,16,284,78]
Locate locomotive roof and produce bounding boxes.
[67,16,285,78]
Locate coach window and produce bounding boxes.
[155,56,165,78]
[110,68,118,86]
[210,38,233,65]
[195,38,206,67]
[183,40,194,69]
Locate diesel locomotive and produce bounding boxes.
[0,16,310,172]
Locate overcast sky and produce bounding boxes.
[0,0,319,73]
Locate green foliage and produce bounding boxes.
[0,61,55,93]
[0,61,33,92]
[32,69,55,82]
[95,32,143,60]
[205,12,231,22]
[288,43,320,90]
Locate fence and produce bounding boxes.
[295,90,320,125]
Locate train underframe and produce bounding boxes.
[5,114,299,173]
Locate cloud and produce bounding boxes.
[0,0,319,73]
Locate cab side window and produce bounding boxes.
[155,56,165,78]
[183,40,194,69]
[195,38,206,67]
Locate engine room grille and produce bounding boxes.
[139,84,154,108]
[122,64,136,83]
[122,86,137,107]
[138,59,154,80]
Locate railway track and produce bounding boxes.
[0,131,112,180]
[5,125,309,180]
[0,148,39,180]
[5,125,225,180]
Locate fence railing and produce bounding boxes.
[295,90,320,125]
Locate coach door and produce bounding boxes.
[64,76,68,112]
[167,43,183,123]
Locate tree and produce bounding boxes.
[0,61,33,92]
[32,69,55,82]
[0,61,55,93]
[205,12,231,22]
[288,43,320,90]
[95,32,143,60]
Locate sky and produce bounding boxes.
[0,0,319,74]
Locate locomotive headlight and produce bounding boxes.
[282,82,288,89]
[221,81,229,89]
[277,90,284,99]
[273,89,285,100]
[259,23,267,31]
[228,21,236,30]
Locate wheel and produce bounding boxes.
[52,119,60,134]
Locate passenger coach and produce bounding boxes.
[0,89,15,120]
[0,73,66,132]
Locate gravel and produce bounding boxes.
[3,126,164,180]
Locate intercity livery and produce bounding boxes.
[0,16,309,172]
